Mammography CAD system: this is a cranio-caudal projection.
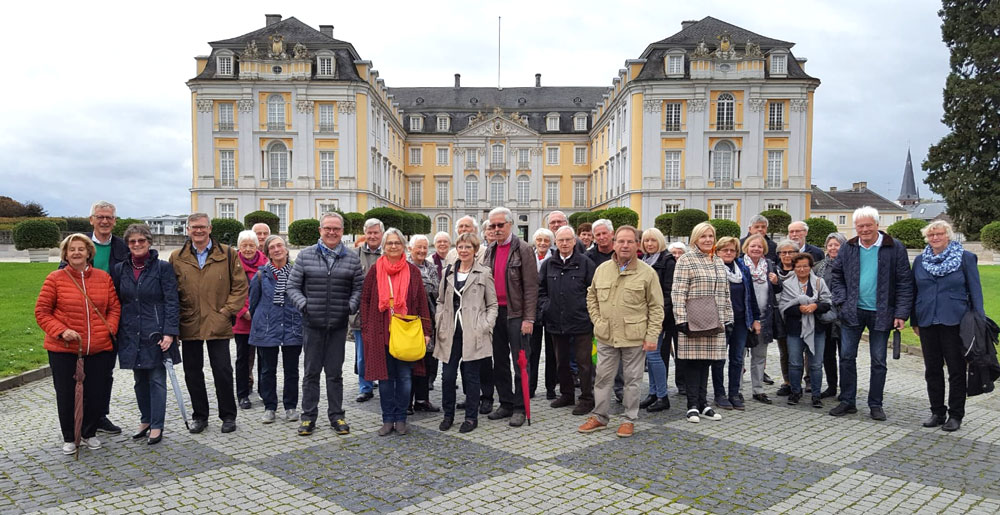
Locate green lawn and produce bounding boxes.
[0,263,57,378]
[901,265,1000,355]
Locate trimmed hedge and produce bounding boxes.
[112,218,144,237]
[363,207,404,234]
[760,209,791,237]
[601,207,640,231]
[344,212,366,235]
[288,218,320,245]
[65,217,92,232]
[0,217,67,232]
[12,220,61,250]
[244,211,280,234]
[413,213,431,234]
[981,221,1000,252]
[709,219,741,239]
[211,218,244,246]
[803,217,839,247]
[886,218,928,249]
[568,212,586,230]
[655,213,675,237]
[672,209,709,239]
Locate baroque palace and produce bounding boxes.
[188,14,819,237]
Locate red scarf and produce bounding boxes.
[376,255,410,314]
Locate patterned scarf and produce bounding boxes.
[724,261,743,284]
[921,240,964,277]
[743,255,769,284]
[271,262,293,305]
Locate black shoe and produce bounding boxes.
[829,402,857,417]
[132,426,151,440]
[147,430,163,445]
[572,402,594,416]
[509,412,526,427]
[804,381,812,394]
[922,414,946,428]
[189,419,208,434]
[812,397,823,408]
[457,401,466,410]
[413,401,440,412]
[870,407,887,421]
[646,397,671,412]
[479,400,494,415]
[753,393,772,405]
[730,396,745,411]
[677,387,687,396]
[639,394,657,409]
[238,397,251,410]
[776,385,792,397]
[820,387,837,399]
[551,395,575,408]
[546,389,557,400]
[459,419,478,433]
[439,417,454,431]
[787,393,801,405]
[942,417,961,432]
[406,405,415,415]
[762,373,775,385]
[97,416,122,435]
[221,420,237,433]
[614,391,624,403]
[332,419,351,435]
[297,420,315,436]
[715,396,733,410]
[356,392,374,403]
[487,407,513,420]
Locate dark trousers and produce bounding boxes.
[49,350,115,442]
[823,325,840,390]
[919,324,967,420]
[411,354,439,403]
[552,332,594,403]
[301,325,347,423]
[529,325,558,396]
[182,339,237,422]
[679,358,712,411]
[234,333,252,399]
[777,337,790,384]
[256,345,301,412]
[492,306,530,412]
[670,331,685,390]
[442,329,485,421]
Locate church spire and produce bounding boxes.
[898,148,919,206]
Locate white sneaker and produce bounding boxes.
[701,407,722,421]
[62,442,77,455]
[686,409,700,423]
[81,437,101,450]
[284,409,299,422]
[262,410,276,424]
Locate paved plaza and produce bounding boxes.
[2,340,1000,514]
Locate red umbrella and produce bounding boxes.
[72,344,85,460]
[517,349,531,426]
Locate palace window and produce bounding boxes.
[437,180,449,207]
[712,141,735,187]
[436,216,450,235]
[546,113,559,131]
[713,203,734,221]
[664,151,681,188]
[574,147,587,165]
[716,93,734,131]
[267,94,285,131]
[437,147,449,166]
[547,147,560,165]
[266,202,288,232]
[664,102,682,131]
[573,181,586,208]
[667,55,683,75]
[489,175,506,205]
[465,175,478,203]
[267,141,289,185]
[768,102,784,131]
[218,103,234,131]
[409,147,422,165]
[218,202,235,219]
[437,115,450,132]
[318,57,334,77]
[766,150,783,188]
[465,150,478,169]
[319,151,335,187]
[491,144,505,167]
[409,180,422,207]
[319,104,335,131]
[219,150,235,187]
[546,181,559,208]
[409,116,423,132]
[518,148,530,169]
[516,175,530,204]
[771,55,787,75]
[217,56,233,76]
[574,114,587,131]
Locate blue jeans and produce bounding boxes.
[839,309,889,408]
[646,332,668,398]
[379,349,413,423]
[257,345,301,411]
[134,366,167,430]
[711,317,749,399]
[787,331,825,396]
[353,330,374,394]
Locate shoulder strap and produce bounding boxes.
[63,268,115,336]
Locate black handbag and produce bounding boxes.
[745,330,761,349]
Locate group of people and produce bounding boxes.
[34,200,986,455]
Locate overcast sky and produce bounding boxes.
[1,0,950,217]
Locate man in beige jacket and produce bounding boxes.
[578,225,664,438]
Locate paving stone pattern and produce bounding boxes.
[1,339,999,514]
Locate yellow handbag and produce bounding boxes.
[387,278,426,362]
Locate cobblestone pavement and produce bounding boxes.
[2,340,999,514]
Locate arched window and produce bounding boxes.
[268,141,289,186]
[436,215,450,235]
[489,175,506,206]
[716,93,734,131]
[712,141,734,187]
[516,175,530,204]
[267,94,285,130]
[465,174,478,203]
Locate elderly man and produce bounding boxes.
[586,219,615,266]
[446,215,485,265]
[286,213,363,436]
[787,221,825,264]
[829,206,913,421]
[252,223,271,249]
[740,214,778,262]
[539,225,597,415]
[579,226,664,438]
[483,207,539,427]
[350,218,383,403]
[170,213,248,434]
[546,210,587,256]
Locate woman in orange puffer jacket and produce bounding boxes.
[35,233,121,455]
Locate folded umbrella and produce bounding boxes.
[73,345,85,461]
[155,333,190,430]
[517,349,531,426]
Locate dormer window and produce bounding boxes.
[573,114,588,131]
[546,113,560,131]
[664,49,685,78]
[437,115,450,132]
[410,116,423,132]
[216,54,233,77]
[769,50,789,77]
[318,56,333,76]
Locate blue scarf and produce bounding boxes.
[921,240,963,277]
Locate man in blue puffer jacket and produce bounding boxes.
[285,212,363,436]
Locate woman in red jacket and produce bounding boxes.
[234,230,268,410]
[35,233,121,455]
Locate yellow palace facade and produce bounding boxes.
[188,15,819,236]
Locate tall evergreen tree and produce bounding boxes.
[923,1,1000,237]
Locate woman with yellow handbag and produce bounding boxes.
[360,228,432,436]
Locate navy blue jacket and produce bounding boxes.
[112,249,181,369]
[649,252,677,332]
[911,250,985,328]
[830,232,913,331]
[285,242,363,329]
[538,250,596,335]
[248,262,304,347]
[728,259,762,330]
[801,243,825,265]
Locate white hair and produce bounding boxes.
[320,212,344,226]
[667,241,687,252]
[237,230,258,247]
[592,218,614,234]
[364,218,385,232]
[545,211,567,225]
[381,227,406,248]
[775,239,799,252]
[532,227,554,242]
[555,225,576,238]
[433,231,451,244]
[789,220,810,233]
[488,207,514,224]
[852,206,880,225]
[748,214,769,228]
[90,201,116,217]
[455,215,477,234]
[409,234,430,249]
[921,220,955,241]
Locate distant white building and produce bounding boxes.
[141,215,188,235]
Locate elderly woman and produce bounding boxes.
[35,234,121,455]
[360,228,432,436]
[248,235,303,424]
[779,253,832,407]
[234,230,268,410]
[667,240,688,394]
[112,224,179,445]
[408,234,441,413]
[668,242,687,261]
[743,234,779,404]
[813,233,847,399]
[772,239,798,396]
[911,221,984,432]
[578,222,595,251]
[710,236,762,410]
[673,222,733,423]
[638,227,674,412]
[529,227,557,399]
[435,233,498,433]
[432,231,452,280]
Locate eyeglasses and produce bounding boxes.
[384,241,404,247]
[127,238,148,245]
[716,248,737,253]
[93,215,115,222]
[320,227,343,232]
[778,251,796,255]
[188,225,209,230]
[488,222,507,229]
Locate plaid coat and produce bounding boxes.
[671,248,734,360]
